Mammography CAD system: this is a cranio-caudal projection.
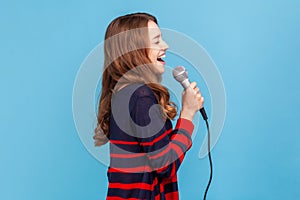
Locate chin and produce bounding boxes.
[156,68,165,75]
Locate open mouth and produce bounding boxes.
[157,54,166,64]
[157,57,164,62]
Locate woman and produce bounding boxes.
[94,13,204,200]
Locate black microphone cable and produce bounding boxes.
[172,66,213,199]
[203,118,212,200]
[199,108,213,200]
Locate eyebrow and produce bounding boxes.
[152,34,161,40]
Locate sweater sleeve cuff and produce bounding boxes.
[175,118,194,136]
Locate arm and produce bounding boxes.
[131,95,194,178]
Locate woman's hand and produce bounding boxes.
[180,82,204,121]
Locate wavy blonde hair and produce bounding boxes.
[94,13,177,146]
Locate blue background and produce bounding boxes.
[1,0,299,199]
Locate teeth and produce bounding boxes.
[158,54,166,59]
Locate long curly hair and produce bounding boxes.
[94,13,178,146]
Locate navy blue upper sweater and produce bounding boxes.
[106,83,194,200]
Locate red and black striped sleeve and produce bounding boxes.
[131,93,194,178]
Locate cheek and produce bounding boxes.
[149,50,156,61]
[151,50,159,59]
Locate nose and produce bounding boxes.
[161,39,169,51]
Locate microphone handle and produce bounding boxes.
[181,80,208,120]
[200,107,208,120]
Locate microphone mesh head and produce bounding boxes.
[172,66,188,82]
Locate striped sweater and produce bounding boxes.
[107,83,194,200]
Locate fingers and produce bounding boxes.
[194,87,200,94]
[196,94,205,109]
[190,81,197,89]
[187,81,204,102]
[189,82,200,94]
[200,96,204,103]
[196,93,203,100]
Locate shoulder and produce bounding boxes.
[129,84,162,126]
[112,83,158,114]
[124,84,158,114]
[119,83,156,102]
[132,84,156,99]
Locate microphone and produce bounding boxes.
[172,66,208,120]
[173,66,213,200]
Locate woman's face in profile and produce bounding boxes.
[147,20,169,75]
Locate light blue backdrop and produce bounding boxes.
[1,0,299,199]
